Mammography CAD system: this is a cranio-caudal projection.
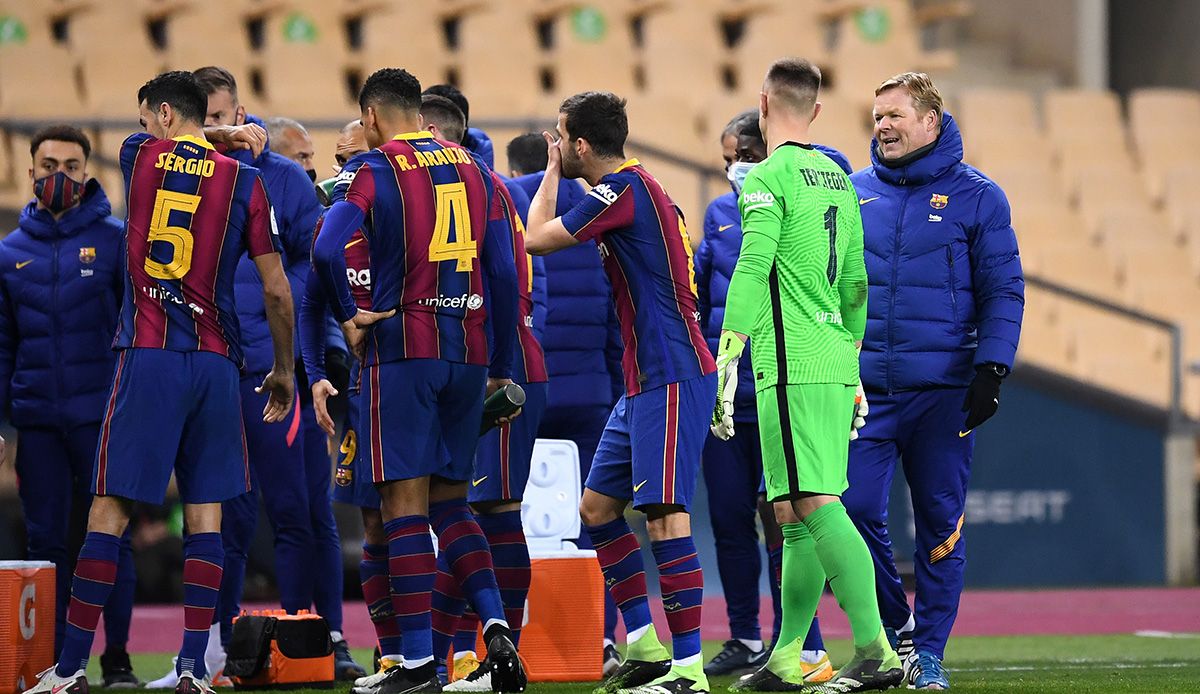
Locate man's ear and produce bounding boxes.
[235,104,247,126]
[158,102,173,130]
[759,91,769,119]
[575,136,588,160]
[811,100,823,125]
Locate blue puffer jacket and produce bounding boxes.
[463,127,495,169]
[696,145,853,420]
[229,115,323,375]
[510,172,623,409]
[850,113,1024,393]
[0,179,124,429]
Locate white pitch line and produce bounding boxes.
[954,662,1193,673]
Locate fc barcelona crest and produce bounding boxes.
[929,194,949,210]
[79,247,97,264]
[335,464,353,487]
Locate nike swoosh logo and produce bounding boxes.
[344,238,364,249]
[15,260,33,269]
[472,476,488,487]
[718,224,733,232]
[958,430,972,438]
[51,682,73,694]
[633,480,648,492]
[859,196,880,205]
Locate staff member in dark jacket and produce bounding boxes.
[845,72,1024,691]
[0,125,139,686]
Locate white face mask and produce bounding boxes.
[727,161,757,195]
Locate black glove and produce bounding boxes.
[961,364,1006,433]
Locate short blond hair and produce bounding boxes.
[876,72,944,122]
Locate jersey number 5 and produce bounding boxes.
[145,189,200,280]
[823,205,838,286]
[429,182,476,272]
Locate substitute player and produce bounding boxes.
[23,70,295,694]
[525,92,717,694]
[311,68,525,694]
[712,59,902,693]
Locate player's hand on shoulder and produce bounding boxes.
[256,368,295,423]
[310,379,339,436]
[206,123,268,159]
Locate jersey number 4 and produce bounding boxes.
[429,182,476,272]
[823,205,838,286]
[145,189,199,280]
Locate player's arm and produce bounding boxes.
[204,123,268,159]
[311,159,391,328]
[483,196,520,382]
[722,169,784,341]
[245,176,295,422]
[298,263,339,435]
[531,254,548,344]
[838,198,868,344]
[525,132,578,254]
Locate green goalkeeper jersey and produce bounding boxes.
[723,142,867,389]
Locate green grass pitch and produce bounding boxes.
[89,634,1200,693]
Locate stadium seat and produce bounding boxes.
[0,5,82,117]
[536,0,639,101]
[1128,87,1200,141]
[957,88,1039,136]
[1072,166,1152,225]
[65,2,169,116]
[1044,88,1124,141]
[989,162,1066,210]
[257,1,358,119]
[443,1,541,118]
[1091,204,1174,250]
[810,92,872,171]
[637,2,727,110]
[726,1,829,92]
[356,2,451,88]
[156,0,254,79]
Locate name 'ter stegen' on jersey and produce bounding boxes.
[114,132,283,367]
[331,132,516,369]
[561,159,716,395]
[723,143,868,389]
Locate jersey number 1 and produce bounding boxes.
[824,205,838,286]
[145,189,199,280]
[429,182,476,272]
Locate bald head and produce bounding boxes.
[762,58,822,117]
[334,119,368,169]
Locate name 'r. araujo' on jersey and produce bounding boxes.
[560,159,716,395]
[723,143,868,388]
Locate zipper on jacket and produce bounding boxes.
[887,190,909,395]
[52,238,65,408]
[947,245,959,325]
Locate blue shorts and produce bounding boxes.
[333,392,381,509]
[94,348,249,505]
[360,359,488,484]
[586,373,717,511]
[470,382,548,503]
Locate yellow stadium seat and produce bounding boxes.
[443,1,541,118]
[637,2,727,110]
[536,0,639,101]
[155,0,254,77]
[989,162,1066,210]
[356,2,451,87]
[0,5,82,117]
[1072,166,1152,224]
[257,1,357,119]
[726,1,828,92]
[1128,88,1200,141]
[1044,88,1123,140]
[64,2,170,116]
[1091,204,1174,250]
[957,88,1039,135]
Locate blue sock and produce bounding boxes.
[585,518,652,636]
[475,511,530,646]
[386,515,436,668]
[102,531,136,649]
[574,530,618,642]
[453,610,480,654]
[431,552,464,665]
[57,532,121,676]
[429,499,505,630]
[361,543,402,657]
[651,537,704,663]
[178,533,224,679]
[803,615,826,652]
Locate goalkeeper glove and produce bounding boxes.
[850,380,869,440]
[961,363,1007,434]
[711,331,746,440]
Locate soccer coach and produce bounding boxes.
[844,72,1024,690]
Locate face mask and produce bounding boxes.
[33,170,86,214]
[306,168,318,183]
[727,161,756,195]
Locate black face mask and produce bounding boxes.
[876,139,937,169]
[306,168,318,183]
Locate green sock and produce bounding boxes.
[769,522,826,670]
[626,624,670,662]
[803,501,886,649]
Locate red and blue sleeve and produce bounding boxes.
[245,174,284,258]
[560,176,635,242]
[299,265,332,383]
[482,200,518,380]
[312,159,374,323]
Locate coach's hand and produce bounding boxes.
[961,364,1006,434]
[205,123,269,159]
[711,330,746,441]
[850,380,869,441]
[257,368,295,423]
[341,308,396,362]
[311,379,339,436]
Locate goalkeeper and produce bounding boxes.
[712,57,902,693]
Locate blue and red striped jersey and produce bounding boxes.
[561,159,716,395]
[314,132,518,371]
[114,132,282,366]
[490,172,547,384]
